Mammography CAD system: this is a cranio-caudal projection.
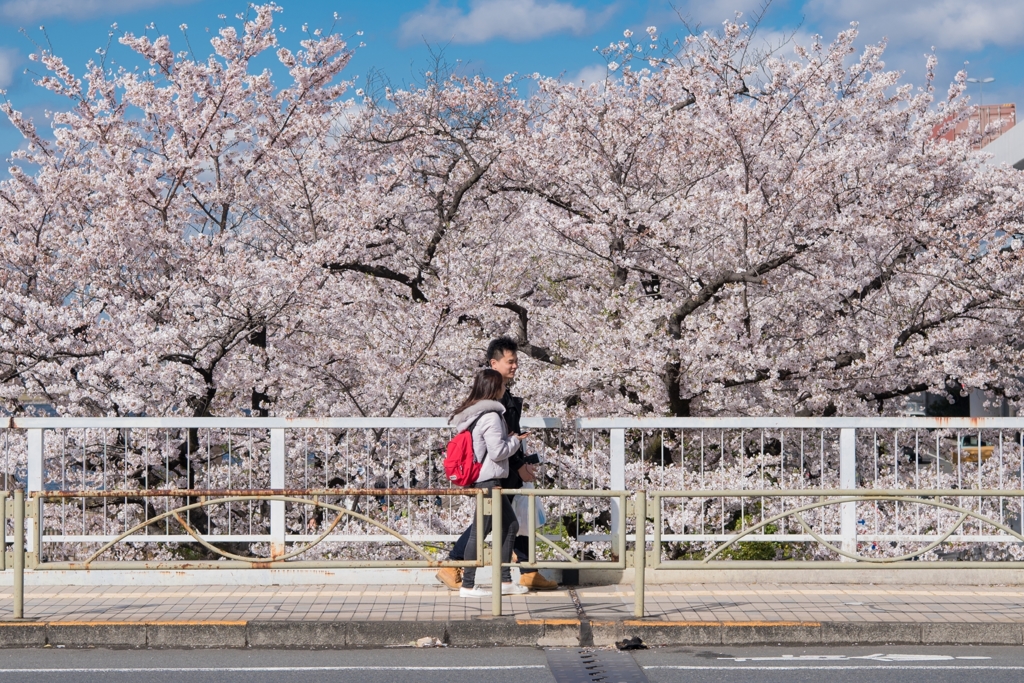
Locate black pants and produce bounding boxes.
[450,496,536,573]
[461,480,519,588]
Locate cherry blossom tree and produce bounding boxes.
[1,7,1023,561]
[498,24,1024,418]
[2,9,1021,422]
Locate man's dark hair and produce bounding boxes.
[486,336,518,364]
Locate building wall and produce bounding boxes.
[933,103,1016,149]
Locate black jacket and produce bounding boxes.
[499,389,526,489]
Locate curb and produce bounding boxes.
[2,619,1024,648]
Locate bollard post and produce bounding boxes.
[634,490,646,618]
[13,489,24,620]
[492,487,503,617]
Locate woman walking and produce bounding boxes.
[450,369,530,597]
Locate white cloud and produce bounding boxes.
[399,0,613,45]
[0,0,196,23]
[807,0,1024,52]
[570,63,607,88]
[0,48,18,88]
[658,1,1023,119]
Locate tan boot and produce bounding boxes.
[519,571,558,590]
[436,567,462,591]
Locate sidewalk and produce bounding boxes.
[3,582,1024,648]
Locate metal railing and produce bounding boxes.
[3,417,1023,551]
[650,488,1024,566]
[3,416,1024,621]
[1,486,632,618]
[1,418,565,557]
[34,487,488,568]
[5,485,1024,619]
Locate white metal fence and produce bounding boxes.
[2,416,1024,566]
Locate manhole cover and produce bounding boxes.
[545,648,649,683]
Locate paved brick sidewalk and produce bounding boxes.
[3,583,1024,624]
[581,585,1024,623]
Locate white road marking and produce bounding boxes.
[720,653,991,662]
[0,666,547,673]
[644,666,1024,671]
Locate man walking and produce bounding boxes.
[436,337,559,591]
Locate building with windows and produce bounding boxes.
[934,103,1016,150]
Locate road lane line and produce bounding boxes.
[643,665,1024,670]
[0,666,548,673]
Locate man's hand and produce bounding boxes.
[519,463,537,483]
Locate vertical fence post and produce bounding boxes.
[476,490,485,568]
[26,429,42,553]
[0,492,7,572]
[13,489,24,619]
[634,490,646,618]
[270,429,285,559]
[840,428,857,559]
[527,493,537,565]
[610,429,625,544]
[491,487,503,617]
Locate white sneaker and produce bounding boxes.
[502,582,529,595]
[459,586,491,598]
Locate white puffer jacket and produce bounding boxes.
[450,399,521,483]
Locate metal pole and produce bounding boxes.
[492,486,502,617]
[610,429,625,542]
[650,492,661,570]
[26,430,43,493]
[13,489,24,619]
[476,490,485,566]
[0,492,7,573]
[26,430,42,551]
[840,429,857,559]
[527,493,537,564]
[634,490,646,618]
[32,496,41,568]
[270,429,285,558]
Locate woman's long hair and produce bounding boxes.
[451,369,504,420]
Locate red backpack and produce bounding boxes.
[444,414,487,487]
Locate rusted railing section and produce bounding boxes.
[4,487,636,618]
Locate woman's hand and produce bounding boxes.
[515,431,532,439]
[518,463,538,482]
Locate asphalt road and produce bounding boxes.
[0,645,1022,683]
[636,645,1024,683]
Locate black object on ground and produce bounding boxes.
[615,636,647,651]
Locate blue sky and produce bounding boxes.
[0,0,1022,159]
